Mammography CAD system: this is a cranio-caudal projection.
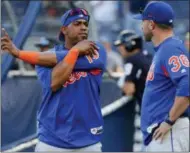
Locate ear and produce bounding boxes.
[148,22,153,30]
[149,20,155,30]
[60,26,67,35]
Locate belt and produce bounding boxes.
[180,113,189,118]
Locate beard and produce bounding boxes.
[74,35,88,44]
[68,34,88,47]
[78,35,88,41]
[144,31,153,42]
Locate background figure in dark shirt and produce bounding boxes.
[114,30,152,107]
[114,30,152,151]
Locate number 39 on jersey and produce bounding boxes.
[168,54,189,72]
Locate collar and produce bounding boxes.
[154,36,174,52]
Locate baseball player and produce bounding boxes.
[134,1,190,151]
[114,30,152,107]
[1,8,106,151]
[35,37,58,52]
[114,30,152,151]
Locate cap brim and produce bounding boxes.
[133,14,143,20]
[35,44,50,48]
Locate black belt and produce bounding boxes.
[180,113,189,118]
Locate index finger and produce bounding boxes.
[153,128,159,138]
[1,37,11,42]
[90,42,98,51]
[1,28,9,38]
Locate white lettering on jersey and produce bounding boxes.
[136,69,142,79]
[124,63,133,76]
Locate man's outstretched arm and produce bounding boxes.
[1,28,106,71]
[1,30,57,67]
[1,29,98,92]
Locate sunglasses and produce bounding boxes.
[65,8,90,22]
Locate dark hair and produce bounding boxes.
[156,23,174,30]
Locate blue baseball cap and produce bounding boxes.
[59,8,90,41]
[133,1,175,25]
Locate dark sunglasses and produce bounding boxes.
[65,8,90,22]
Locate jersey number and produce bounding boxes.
[168,55,189,72]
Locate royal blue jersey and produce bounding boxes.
[35,42,107,148]
[141,37,190,146]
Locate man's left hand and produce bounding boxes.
[153,122,172,143]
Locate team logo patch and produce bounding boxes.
[63,72,87,87]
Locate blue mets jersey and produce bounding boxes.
[141,37,189,145]
[35,42,106,148]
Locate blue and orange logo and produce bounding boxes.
[63,72,87,87]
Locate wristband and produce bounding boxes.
[64,49,79,65]
[18,51,40,65]
[164,114,175,126]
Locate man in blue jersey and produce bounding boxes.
[1,8,106,151]
[134,1,189,151]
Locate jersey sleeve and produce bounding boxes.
[35,65,52,88]
[162,46,189,97]
[56,42,107,71]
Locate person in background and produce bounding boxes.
[24,37,58,69]
[115,29,152,106]
[114,30,152,151]
[35,37,58,52]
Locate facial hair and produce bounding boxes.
[144,31,153,42]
